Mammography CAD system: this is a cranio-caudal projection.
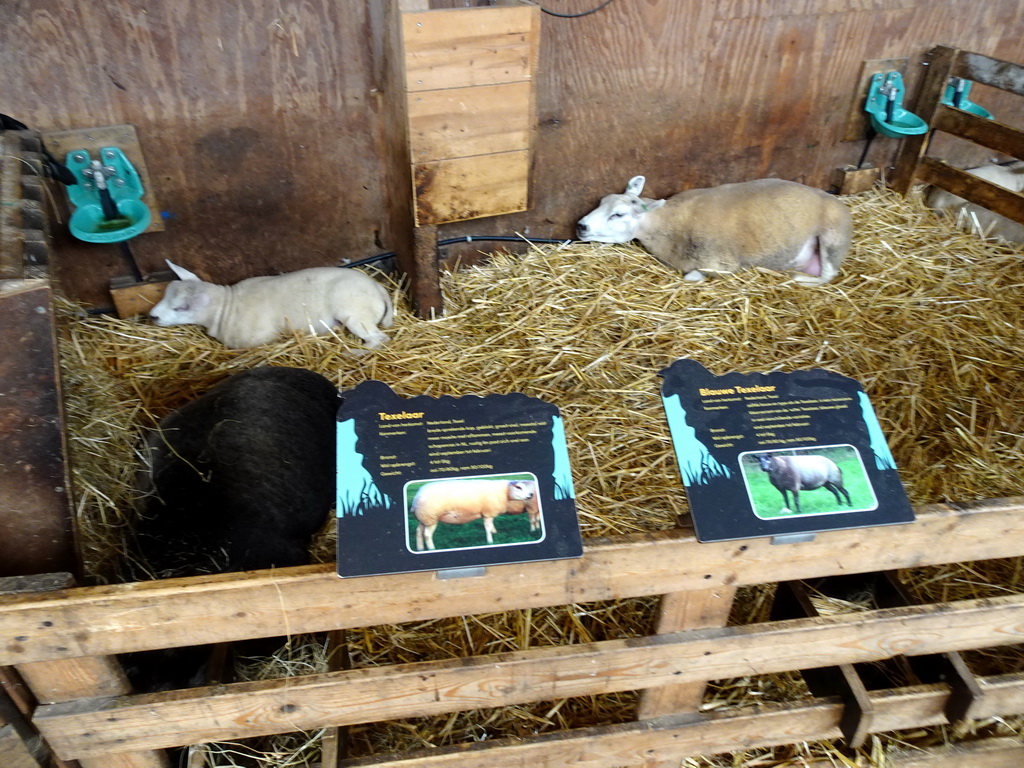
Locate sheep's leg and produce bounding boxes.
[483,517,497,544]
[416,524,424,551]
[423,523,438,550]
[825,481,851,506]
[529,513,540,532]
[778,488,793,513]
[340,315,390,350]
[791,490,801,514]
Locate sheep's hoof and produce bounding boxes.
[780,507,793,515]
[683,270,706,282]
[792,273,827,286]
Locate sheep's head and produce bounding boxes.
[150,279,213,327]
[576,175,666,244]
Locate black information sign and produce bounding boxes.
[660,359,915,542]
[336,380,582,577]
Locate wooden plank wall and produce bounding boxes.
[2,0,1022,306]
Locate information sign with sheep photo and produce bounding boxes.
[660,359,913,542]
[334,380,581,577]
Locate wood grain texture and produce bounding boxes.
[917,157,1024,223]
[402,6,538,92]
[330,681,1024,768]
[635,586,737,720]
[414,151,530,225]
[4,1,1024,303]
[109,280,169,318]
[1,0,388,305]
[3,497,1023,666]
[31,597,1024,757]
[408,82,533,162]
[933,106,1024,160]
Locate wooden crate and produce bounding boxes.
[1,497,1023,767]
[891,45,1024,220]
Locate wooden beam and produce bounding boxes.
[31,595,1024,758]
[916,157,1024,223]
[3,576,167,768]
[891,739,1024,768]
[954,51,1024,97]
[381,0,432,317]
[933,106,1024,160]
[329,680,1024,768]
[3,497,1024,665]
[889,45,959,195]
[635,585,736,721]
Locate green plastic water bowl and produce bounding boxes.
[864,71,930,139]
[942,82,994,119]
[869,108,929,138]
[69,199,152,243]
[64,147,152,243]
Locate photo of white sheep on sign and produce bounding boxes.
[149,260,393,350]
[576,175,852,285]
[408,476,541,552]
[740,446,877,520]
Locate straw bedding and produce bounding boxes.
[56,185,1024,766]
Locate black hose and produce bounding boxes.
[540,0,616,18]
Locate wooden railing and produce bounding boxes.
[1,497,1023,767]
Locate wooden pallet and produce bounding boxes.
[0,497,1023,767]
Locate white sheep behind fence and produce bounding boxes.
[149,260,394,349]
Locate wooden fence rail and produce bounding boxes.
[2,496,1023,766]
[891,45,1024,221]
[3,497,1022,666]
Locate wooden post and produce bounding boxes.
[635,585,737,721]
[319,629,351,768]
[889,45,959,195]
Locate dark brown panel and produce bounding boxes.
[0,283,77,577]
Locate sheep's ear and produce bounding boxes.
[636,198,666,214]
[625,175,646,196]
[166,260,201,282]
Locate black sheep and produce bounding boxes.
[121,366,338,691]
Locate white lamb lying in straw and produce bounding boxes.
[576,175,852,285]
[149,260,393,349]
[924,161,1024,244]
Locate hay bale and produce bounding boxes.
[55,185,1024,764]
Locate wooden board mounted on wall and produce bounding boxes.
[401,1,540,227]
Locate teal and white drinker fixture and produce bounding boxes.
[864,71,928,138]
[64,147,152,243]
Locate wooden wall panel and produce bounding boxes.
[408,82,533,163]
[1,0,388,305]
[2,0,1023,305]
